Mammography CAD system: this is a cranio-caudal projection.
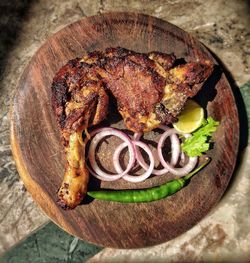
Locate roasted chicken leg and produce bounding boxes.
[51,58,109,209]
[51,47,213,209]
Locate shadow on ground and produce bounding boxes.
[0,0,34,82]
[207,48,249,198]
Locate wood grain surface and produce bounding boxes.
[10,12,239,248]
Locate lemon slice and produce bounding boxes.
[173,100,204,133]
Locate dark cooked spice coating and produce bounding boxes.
[51,58,91,129]
[148,51,176,71]
[51,47,213,137]
[101,55,165,113]
[51,47,213,209]
[51,58,109,138]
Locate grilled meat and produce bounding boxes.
[99,49,168,132]
[51,58,109,209]
[51,47,213,209]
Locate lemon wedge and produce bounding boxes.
[173,100,204,133]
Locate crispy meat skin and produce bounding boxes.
[100,52,166,131]
[51,47,213,209]
[51,58,109,209]
[51,58,108,136]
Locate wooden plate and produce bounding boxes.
[10,12,239,248]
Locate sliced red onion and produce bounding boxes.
[133,132,142,141]
[158,129,198,176]
[134,125,180,175]
[86,164,121,182]
[113,141,155,182]
[180,151,186,165]
[88,128,136,181]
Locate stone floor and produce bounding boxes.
[1,222,102,263]
[0,0,249,262]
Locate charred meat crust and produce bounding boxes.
[154,103,177,123]
[51,47,213,136]
[51,58,89,128]
[101,55,166,117]
[57,181,84,210]
[51,47,214,209]
[148,51,176,71]
[51,59,108,133]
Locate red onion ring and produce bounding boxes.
[134,125,180,175]
[113,141,155,182]
[158,129,198,176]
[180,151,186,165]
[86,165,120,182]
[88,128,135,181]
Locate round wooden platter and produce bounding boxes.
[10,12,239,248]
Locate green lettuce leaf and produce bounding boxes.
[181,117,220,157]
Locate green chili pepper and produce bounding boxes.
[87,158,210,203]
